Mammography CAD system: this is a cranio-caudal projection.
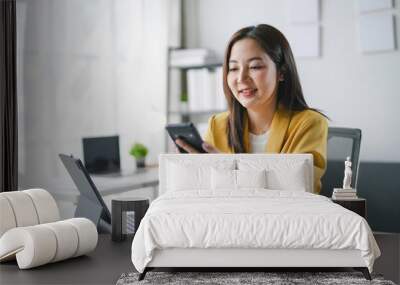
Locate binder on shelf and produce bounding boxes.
[168,69,182,112]
[202,69,215,110]
[187,68,226,113]
[187,69,203,112]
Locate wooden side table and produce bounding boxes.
[331,198,366,218]
[111,197,149,242]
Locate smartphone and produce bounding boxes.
[165,122,206,153]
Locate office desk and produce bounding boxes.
[52,167,159,204]
[91,168,159,196]
[50,167,158,219]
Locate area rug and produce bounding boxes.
[116,271,396,285]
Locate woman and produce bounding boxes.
[176,24,328,194]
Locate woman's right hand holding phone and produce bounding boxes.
[175,139,220,154]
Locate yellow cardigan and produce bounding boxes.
[204,106,328,194]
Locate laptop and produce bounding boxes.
[82,135,121,176]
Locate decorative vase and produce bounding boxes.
[136,157,146,168]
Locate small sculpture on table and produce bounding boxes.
[343,156,352,189]
[332,157,357,200]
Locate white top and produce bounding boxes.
[249,131,270,153]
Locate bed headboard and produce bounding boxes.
[158,154,314,195]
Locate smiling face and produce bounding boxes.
[227,38,280,111]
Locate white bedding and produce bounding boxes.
[131,190,380,273]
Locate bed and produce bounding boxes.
[131,154,380,280]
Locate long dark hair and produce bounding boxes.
[223,24,324,153]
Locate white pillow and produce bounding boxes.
[237,159,310,192]
[236,169,267,189]
[166,160,235,192]
[211,168,267,190]
[266,163,307,191]
[211,168,236,190]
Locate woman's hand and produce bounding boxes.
[202,142,220,153]
[175,139,220,154]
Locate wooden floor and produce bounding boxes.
[0,233,398,285]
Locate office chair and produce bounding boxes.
[320,127,362,197]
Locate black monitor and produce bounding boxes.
[59,153,111,233]
[82,135,120,174]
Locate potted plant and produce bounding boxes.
[129,143,148,168]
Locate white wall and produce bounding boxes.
[184,0,400,162]
[16,0,400,196]
[17,0,172,192]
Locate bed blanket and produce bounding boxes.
[131,190,380,273]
